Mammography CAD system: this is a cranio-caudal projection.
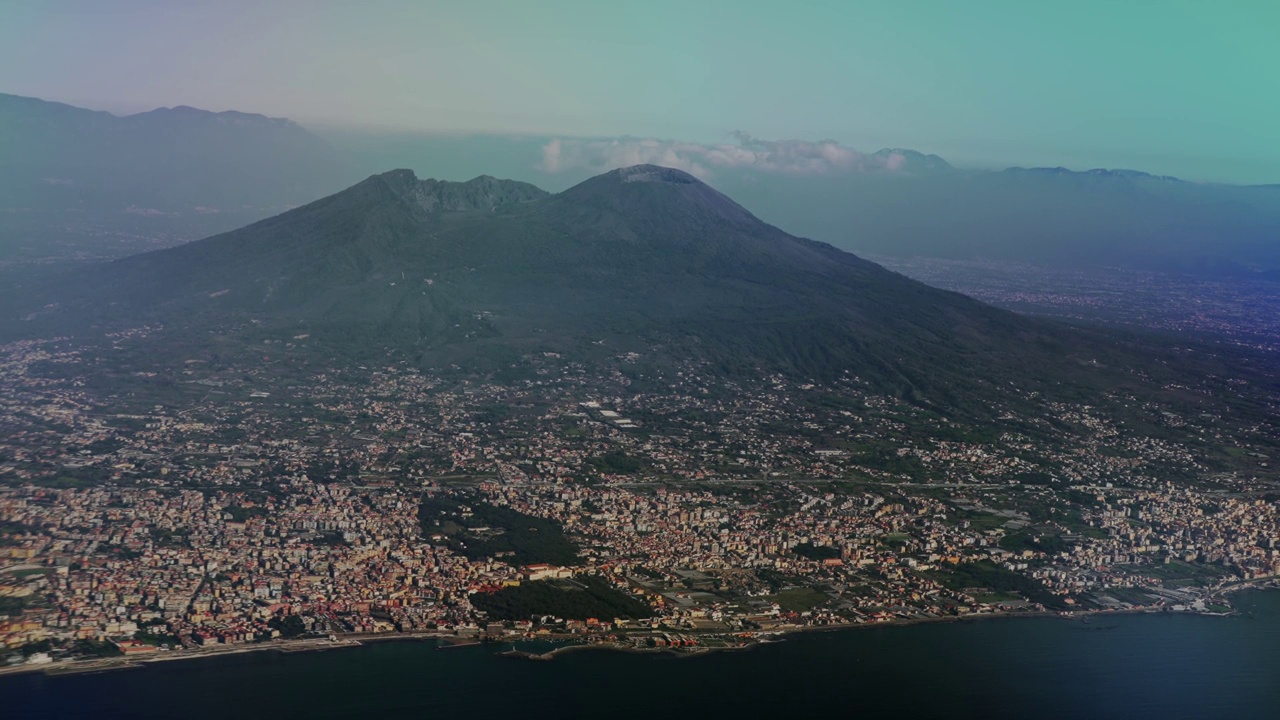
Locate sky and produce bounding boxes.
[2,0,1276,183]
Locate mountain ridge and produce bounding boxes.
[0,92,350,218]
[0,93,301,128]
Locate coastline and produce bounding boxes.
[8,585,1270,679]
[0,634,435,679]
[494,605,1180,662]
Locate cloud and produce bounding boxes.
[538,133,908,177]
[882,151,907,172]
[541,138,563,173]
[541,137,712,177]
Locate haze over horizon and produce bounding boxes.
[2,0,1276,184]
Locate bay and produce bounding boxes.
[8,591,1280,720]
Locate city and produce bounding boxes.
[3,332,1277,672]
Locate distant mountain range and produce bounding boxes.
[0,93,349,213]
[3,92,1278,278]
[0,93,354,261]
[12,165,1273,419]
[710,164,1280,278]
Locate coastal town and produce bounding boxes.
[2,334,1278,671]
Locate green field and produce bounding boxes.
[470,577,653,621]
[419,493,580,566]
[1119,559,1228,588]
[766,587,829,613]
[3,567,54,579]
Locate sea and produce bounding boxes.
[7,590,1280,720]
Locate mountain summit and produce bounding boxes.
[365,169,549,213]
[558,164,761,227]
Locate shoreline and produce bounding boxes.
[6,583,1273,678]
[494,605,1182,662]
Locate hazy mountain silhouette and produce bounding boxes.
[0,93,349,213]
[711,165,1280,276]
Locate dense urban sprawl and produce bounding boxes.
[2,335,1278,667]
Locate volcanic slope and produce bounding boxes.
[20,165,1269,413]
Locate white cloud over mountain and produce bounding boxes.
[540,133,910,178]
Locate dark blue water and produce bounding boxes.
[9,591,1280,720]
